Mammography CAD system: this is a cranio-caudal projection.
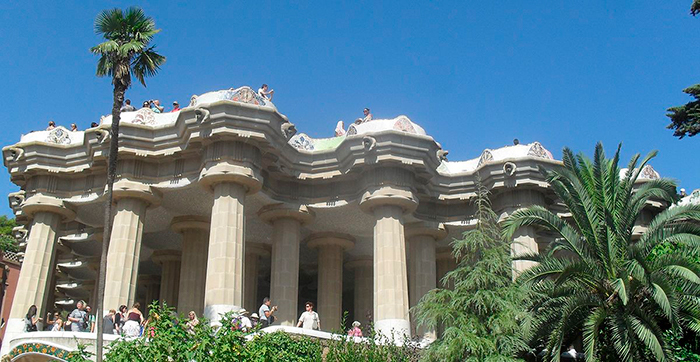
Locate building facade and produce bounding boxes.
[0,86,665,356]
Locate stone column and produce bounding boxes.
[199,157,262,324]
[138,275,160,316]
[359,185,418,340]
[244,243,270,313]
[436,247,457,290]
[406,222,446,340]
[152,250,181,309]
[346,257,373,328]
[493,189,546,276]
[104,180,161,310]
[308,233,354,332]
[259,204,314,326]
[2,195,74,355]
[172,216,209,316]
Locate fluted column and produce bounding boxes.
[172,216,209,315]
[359,185,418,340]
[244,243,270,313]
[406,222,446,340]
[308,233,354,332]
[138,275,160,316]
[346,257,373,328]
[152,250,181,309]
[2,195,74,355]
[104,181,161,310]
[493,189,546,276]
[259,204,314,326]
[436,247,457,290]
[200,155,263,324]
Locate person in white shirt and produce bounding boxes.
[238,309,253,332]
[258,84,274,101]
[296,301,320,330]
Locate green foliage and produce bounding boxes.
[413,184,529,362]
[246,332,322,362]
[65,340,94,362]
[325,326,421,362]
[0,216,18,253]
[666,331,700,362]
[666,84,700,139]
[693,0,700,16]
[503,143,700,362]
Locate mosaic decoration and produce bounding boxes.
[640,165,659,179]
[130,108,157,126]
[393,116,417,133]
[346,125,358,136]
[477,149,494,167]
[7,342,71,361]
[224,87,268,106]
[45,127,72,145]
[527,142,552,159]
[289,133,315,151]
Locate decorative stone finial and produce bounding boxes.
[436,149,449,161]
[281,122,297,139]
[195,107,211,123]
[503,162,517,177]
[362,136,377,152]
[7,147,24,161]
[94,129,110,144]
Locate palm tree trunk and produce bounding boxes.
[95,82,125,362]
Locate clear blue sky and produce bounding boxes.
[1,1,698,217]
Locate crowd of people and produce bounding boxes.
[25,296,364,338]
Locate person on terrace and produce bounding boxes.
[347,320,363,337]
[123,302,144,337]
[142,101,150,109]
[257,84,274,101]
[68,300,87,332]
[24,305,42,332]
[335,120,346,137]
[296,301,320,330]
[46,121,56,130]
[185,311,199,334]
[355,108,372,124]
[70,123,78,131]
[171,101,181,112]
[120,99,136,112]
[150,99,164,113]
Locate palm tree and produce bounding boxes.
[414,184,529,362]
[503,143,700,362]
[90,7,165,360]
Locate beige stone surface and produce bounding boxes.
[269,218,301,326]
[152,250,181,309]
[174,220,209,315]
[244,243,269,313]
[104,197,148,310]
[309,234,354,332]
[408,234,437,339]
[204,182,247,321]
[346,258,373,328]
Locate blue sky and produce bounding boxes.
[0,1,698,217]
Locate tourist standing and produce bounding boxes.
[250,313,259,328]
[120,99,136,112]
[70,123,78,131]
[123,303,144,338]
[296,301,320,330]
[103,309,116,334]
[24,305,42,332]
[68,300,87,332]
[46,121,56,130]
[150,99,164,113]
[86,305,96,332]
[347,321,363,337]
[51,313,64,332]
[355,108,372,124]
[114,304,127,335]
[257,84,274,101]
[170,101,181,112]
[258,297,277,327]
[334,121,346,137]
[186,311,199,334]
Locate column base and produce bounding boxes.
[1,318,27,356]
[374,319,411,343]
[204,304,241,326]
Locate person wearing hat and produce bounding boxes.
[347,321,363,337]
[680,188,687,198]
[170,101,181,112]
[250,313,259,328]
[238,308,252,332]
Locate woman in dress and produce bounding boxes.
[185,311,199,335]
[347,320,363,337]
[51,313,64,331]
[24,305,42,332]
[122,302,144,338]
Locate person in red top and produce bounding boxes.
[171,101,181,112]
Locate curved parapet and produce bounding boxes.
[16,127,85,147]
[4,332,120,361]
[619,164,661,181]
[439,141,556,175]
[347,115,427,136]
[190,86,274,108]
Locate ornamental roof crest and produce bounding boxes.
[130,108,157,125]
[44,127,72,145]
[527,142,553,159]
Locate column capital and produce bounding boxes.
[306,232,355,251]
[359,185,418,215]
[112,179,162,208]
[405,222,448,240]
[246,242,271,257]
[199,161,263,195]
[152,249,182,264]
[21,194,76,221]
[345,256,372,270]
[137,274,160,287]
[171,215,210,233]
[258,203,315,225]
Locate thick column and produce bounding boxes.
[244,243,270,313]
[406,222,446,341]
[493,189,546,276]
[436,247,457,290]
[199,154,263,324]
[346,258,373,328]
[172,216,209,315]
[152,250,181,309]
[360,185,418,340]
[2,195,74,355]
[259,204,314,326]
[138,275,160,316]
[104,180,160,311]
[308,233,354,332]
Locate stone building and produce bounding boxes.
[0,86,665,356]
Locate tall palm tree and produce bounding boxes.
[503,143,700,362]
[90,7,165,360]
